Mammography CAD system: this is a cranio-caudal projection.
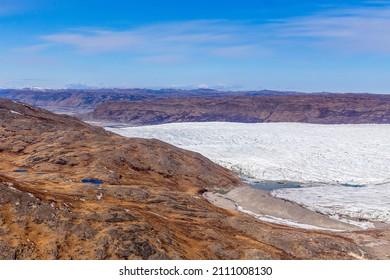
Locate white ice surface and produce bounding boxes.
[106,122,390,223]
[271,183,390,224]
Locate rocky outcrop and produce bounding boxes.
[81,94,390,125]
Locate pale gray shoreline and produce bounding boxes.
[204,186,380,232]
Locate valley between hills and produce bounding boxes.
[1,89,390,260]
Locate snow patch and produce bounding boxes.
[10,110,22,115]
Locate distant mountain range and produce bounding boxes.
[0,88,301,110]
[1,88,389,125]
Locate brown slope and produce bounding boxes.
[0,98,380,260]
[80,94,390,125]
[0,98,240,192]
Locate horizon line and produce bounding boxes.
[0,86,388,95]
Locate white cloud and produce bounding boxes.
[197,83,209,89]
[22,6,390,62]
[41,30,143,53]
[33,20,270,61]
[272,7,390,54]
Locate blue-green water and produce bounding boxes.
[250,181,302,191]
[341,183,365,188]
[82,179,103,185]
[13,169,28,173]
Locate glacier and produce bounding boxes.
[106,122,390,224]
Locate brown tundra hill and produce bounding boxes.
[0,98,388,260]
[80,94,390,125]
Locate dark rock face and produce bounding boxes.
[81,94,390,125]
[0,98,384,260]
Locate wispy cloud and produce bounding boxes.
[32,20,270,62]
[41,30,143,53]
[21,5,390,65]
[271,6,390,54]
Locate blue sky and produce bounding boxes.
[1,0,390,92]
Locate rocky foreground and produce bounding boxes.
[81,94,390,125]
[1,98,389,259]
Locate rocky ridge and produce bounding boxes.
[81,94,390,125]
[0,88,298,113]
